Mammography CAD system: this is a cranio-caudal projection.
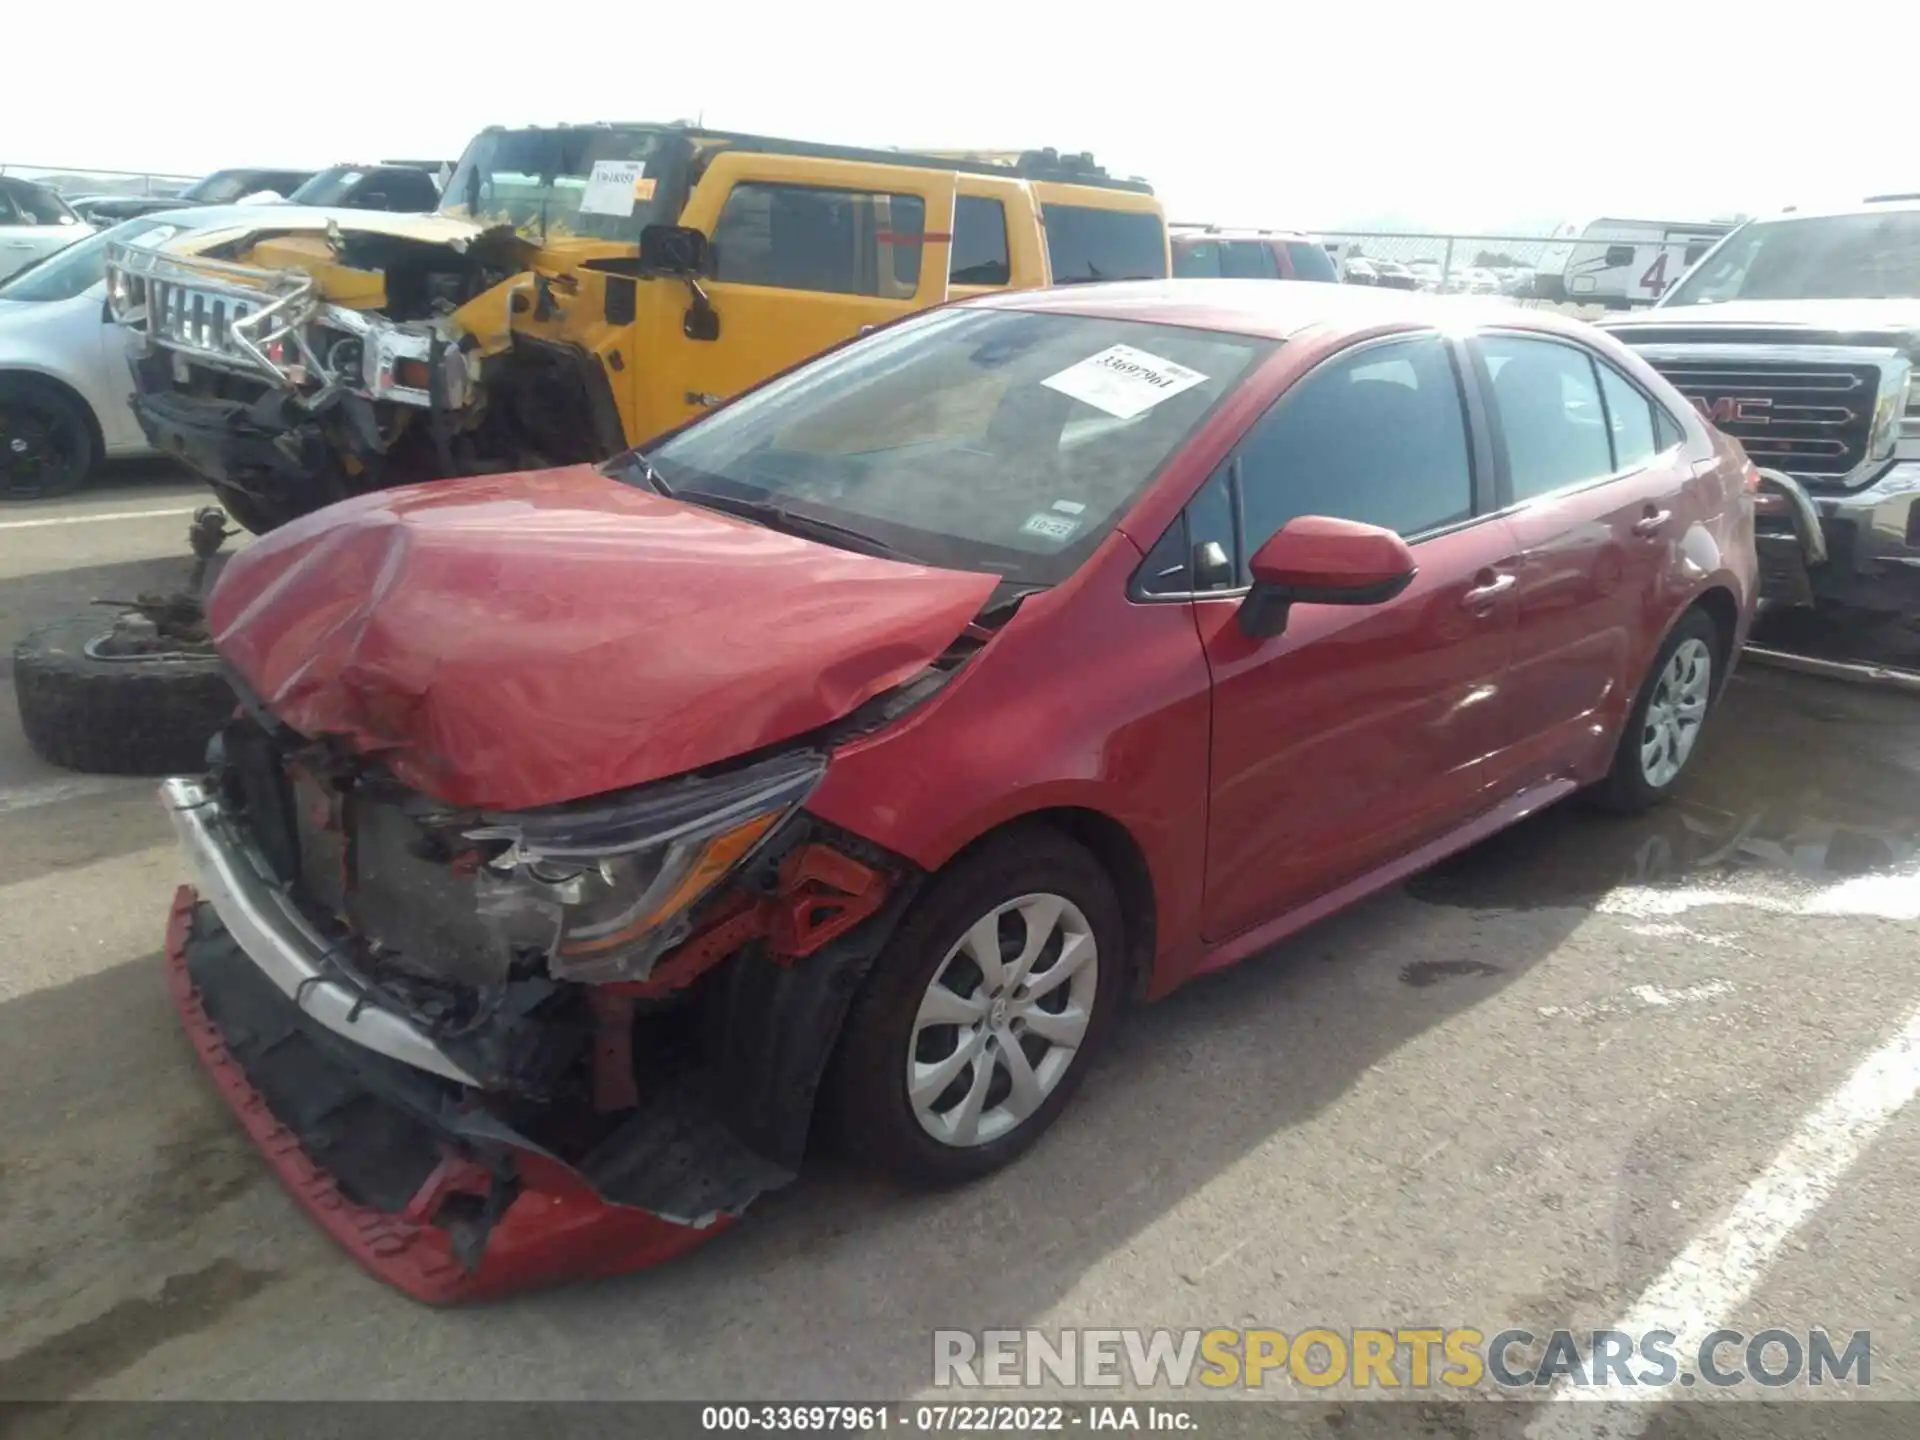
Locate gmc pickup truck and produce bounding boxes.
[1604,197,1920,621]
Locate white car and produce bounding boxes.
[0,206,326,499]
[0,177,92,285]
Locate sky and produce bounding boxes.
[7,0,1914,236]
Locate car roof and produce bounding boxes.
[1170,227,1315,242]
[961,278,1593,342]
[1757,196,1920,223]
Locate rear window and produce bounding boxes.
[1283,241,1339,282]
[1042,205,1168,284]
[0,216,179,302]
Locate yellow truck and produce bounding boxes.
[106,123,1168,532]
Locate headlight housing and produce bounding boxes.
[467,750,824,984]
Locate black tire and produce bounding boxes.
[824,826,1126,1187]
[13,608,237,775]
[1590,608,1723,814]
[0,381,96,501]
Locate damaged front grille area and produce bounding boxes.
[107,240,462,410]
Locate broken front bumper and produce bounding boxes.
[129,361,332,492]
[162,777,790,1302]
[1758,463,1920,613]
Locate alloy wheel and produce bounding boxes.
[1640,637,1712,788]
[906,892,1099,1148]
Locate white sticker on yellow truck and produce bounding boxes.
[1041,345,1209,420]
[581,160,647,217]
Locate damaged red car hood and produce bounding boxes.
[207,465,999,810]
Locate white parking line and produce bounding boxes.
[0,506,197,531]
[0,774,144,814]
[1525,1001,1920,1435]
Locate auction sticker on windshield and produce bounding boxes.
[1042,345,1209,420]
[581,160,646,217]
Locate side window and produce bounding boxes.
[1595,360,1658,471]
[1172,240,1223,278]
[711,183,925,298]
[1481,335,1615,500]
[1221,241,1279,280]
[950,197,1010,285]
[0,188,20,226]
[1683,239,1713,266]
[1604,244,1636,267]
[1041,205,1168,283]
[1654,407,1686,451]
[1236,335,1474,553]
[1135,466,1238,597]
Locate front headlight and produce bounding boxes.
[467,750,824,984]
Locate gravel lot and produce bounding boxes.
[0,465,1916,1433]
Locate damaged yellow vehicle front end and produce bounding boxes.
[106,123,1168,532]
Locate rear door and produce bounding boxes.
[664,152,958,423]
[1192,332,1522,942]
[1469,330,1694,787]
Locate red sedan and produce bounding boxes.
[165,280,1758,1299]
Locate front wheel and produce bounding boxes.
[825,829,1125,1187]
[0,383,95,501]
[1591,609,1721,813]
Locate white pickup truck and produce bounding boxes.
[1605,197,1920,623]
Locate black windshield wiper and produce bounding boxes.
[601,449,673,496]
[682,492,914,562]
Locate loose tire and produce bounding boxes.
[0,382,95,501]
[14,609,236,775]
[825,827,1125,1187]
[1591,608,1722,814]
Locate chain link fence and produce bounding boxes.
[1307,229,1558,297]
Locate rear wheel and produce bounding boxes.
[825,829,1124,1187]
[1591,608,1720,813]
[0,383,94,501]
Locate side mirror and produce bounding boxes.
[1237,517,1416,639]
[639,223,708,275]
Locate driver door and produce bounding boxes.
[656,153,957,430]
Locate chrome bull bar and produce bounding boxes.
[106,241,457,409]
[108,241,324,393]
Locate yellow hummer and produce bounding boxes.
[106,123,1168,531]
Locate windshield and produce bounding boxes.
[641,308,1268,587]
[440,127,671,242]
[1661,211,1920,306]
[287,168,361,206]
[179,171,255,204]
[0,216,181,302]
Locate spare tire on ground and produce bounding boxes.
[14,608,237,775]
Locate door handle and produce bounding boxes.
[1633,509,1672,537]
[1461,573,1516,608]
